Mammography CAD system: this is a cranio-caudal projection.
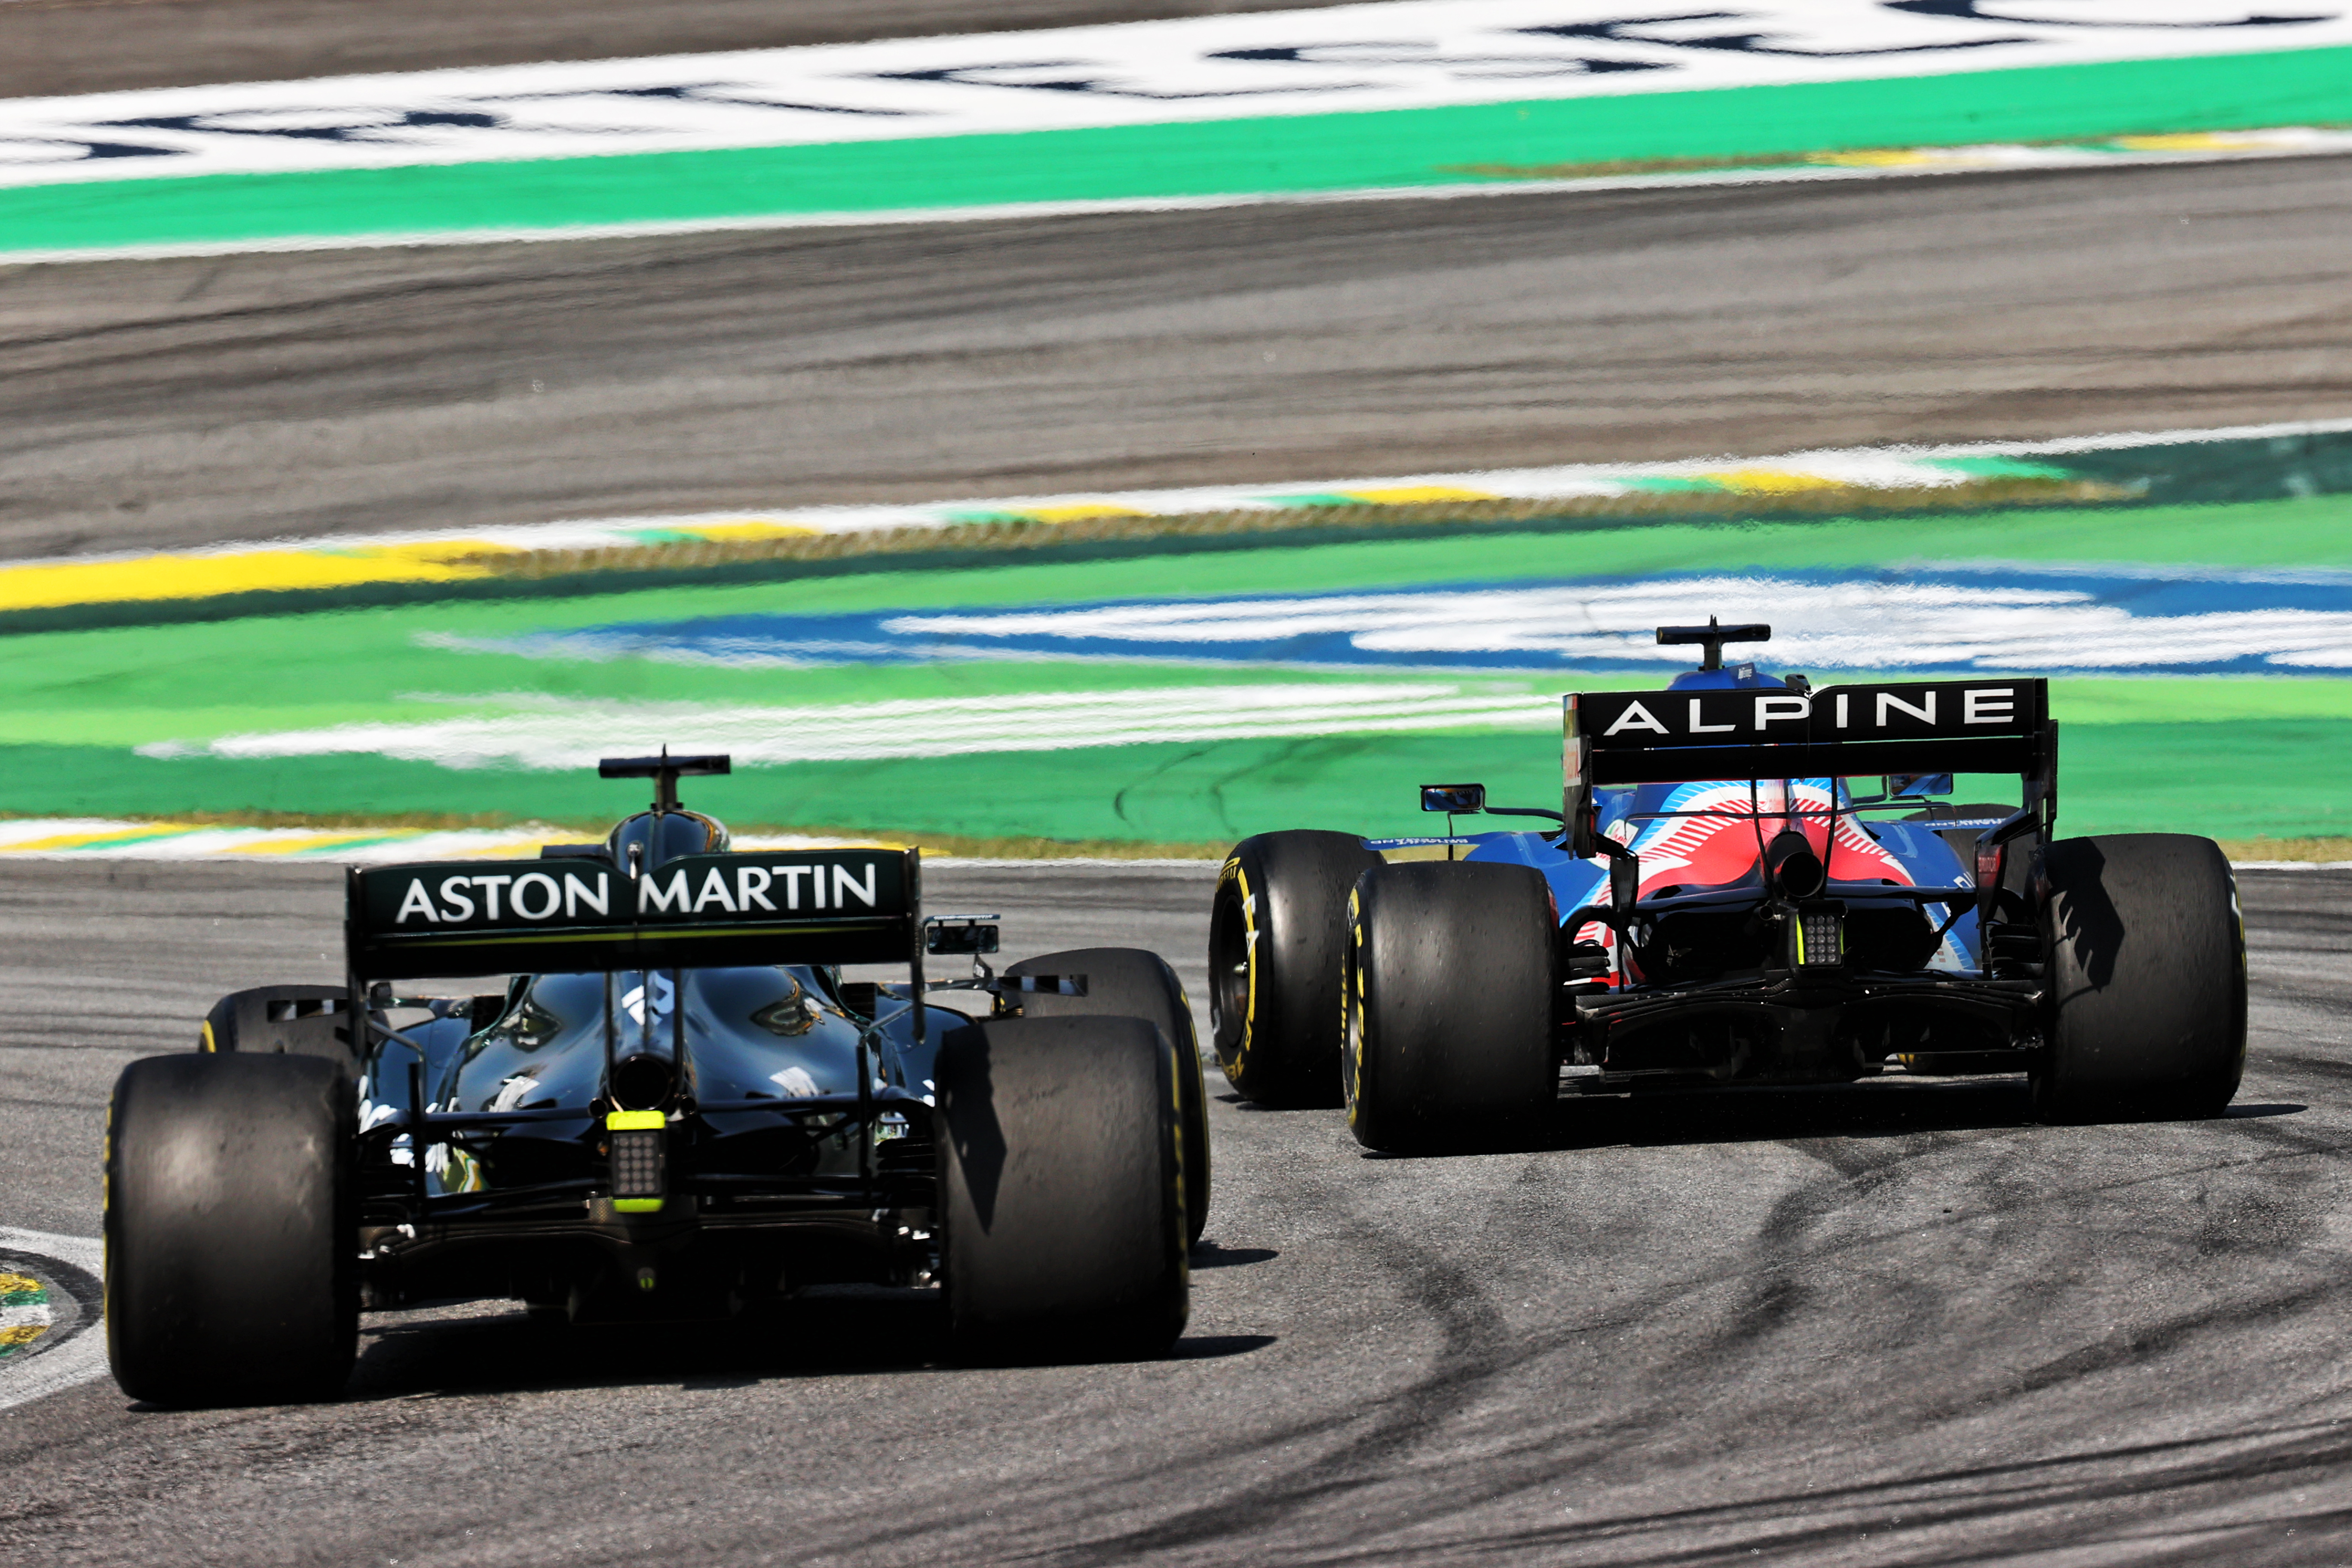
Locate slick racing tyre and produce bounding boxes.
[107,1051,358,1405]
[2033,834,2246,1123]
[201,984,358,1063]
[1210,830,1383,1108]
[1344,861,1556,1153]
[1007,947,1211,1246]
[936,1016,1187,1363]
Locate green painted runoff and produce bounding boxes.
[5,492,2349,839]
[5,47,2349,256]
[0,717,2343,842]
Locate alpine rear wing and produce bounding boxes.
[1562,678,2055,858]
[346,848,920,981]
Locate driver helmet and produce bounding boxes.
[606,808,731,870]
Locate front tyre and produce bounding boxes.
[2034,833,2247,1122]
[937,1016,1187,1362]
[1006,947,1211,1246]
[106,1052,358,1406]
[1344,861,1557,1153]
[1210,830,1383,1108]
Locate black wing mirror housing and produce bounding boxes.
[1421,783,1486,814]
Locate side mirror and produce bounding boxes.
[1609,851,1640,916]
[925,921,1000,956]
[1421,783,1486,814]
[1886,773,1954,799]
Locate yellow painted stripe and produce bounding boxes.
[0,824,204,851]
[0,542,512,614]
[1810,148,1940,167]
[1017,503,1150,524]
[1695,469,1844,493]
[1335,485,1498,504]
[2111,132,2267,152]
[669,521,821,542]
[217,833,397,856]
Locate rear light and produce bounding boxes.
[1975,839,2003,891]
[1794,908,1844,969]
[607,1109,666,1213]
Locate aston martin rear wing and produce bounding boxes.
[1562,678,2056,860]
[346,848,921,982]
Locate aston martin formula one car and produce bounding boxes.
[1211,622,2246,1152]
[106,753,1207,1406]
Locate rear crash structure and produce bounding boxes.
[105,753,1204,1406]
[1210,626,2247,1152]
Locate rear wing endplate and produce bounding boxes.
[1562,678,2055,858]
[346,848,920,981]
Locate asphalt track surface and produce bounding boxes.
[5,153,2352,558]
[0,858,2349,1565]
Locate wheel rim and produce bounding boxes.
[1208,883,1251,1065]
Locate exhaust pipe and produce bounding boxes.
[609,1051,677,1111]
[1765,829,1825,899]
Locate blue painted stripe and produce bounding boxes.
[458,565,2352,678]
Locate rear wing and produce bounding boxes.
[1562,678,2055,858]
[346,848,919,981]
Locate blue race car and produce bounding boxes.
[1209,621,2246,1152]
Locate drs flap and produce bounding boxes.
[348,849,916,979]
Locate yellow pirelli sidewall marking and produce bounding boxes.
[1214,857,1253,1089]
[1169,1031,1189,1270]
[1345,885,1366,1126]
[1239,866,1257,1062]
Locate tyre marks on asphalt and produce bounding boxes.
[1,865,2350,1564]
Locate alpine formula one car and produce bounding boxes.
[105,753,1208,1406]
[1210,621,2246,1152]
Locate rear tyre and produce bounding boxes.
[2034,833,2246,1123]
[1344,861,1557,1153]
[201,984,356,1063]
[1006,947,1211,1246]
[1210,830,1384,1108]
[936,1016,1187,1362]
[106,1052,358,1406]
